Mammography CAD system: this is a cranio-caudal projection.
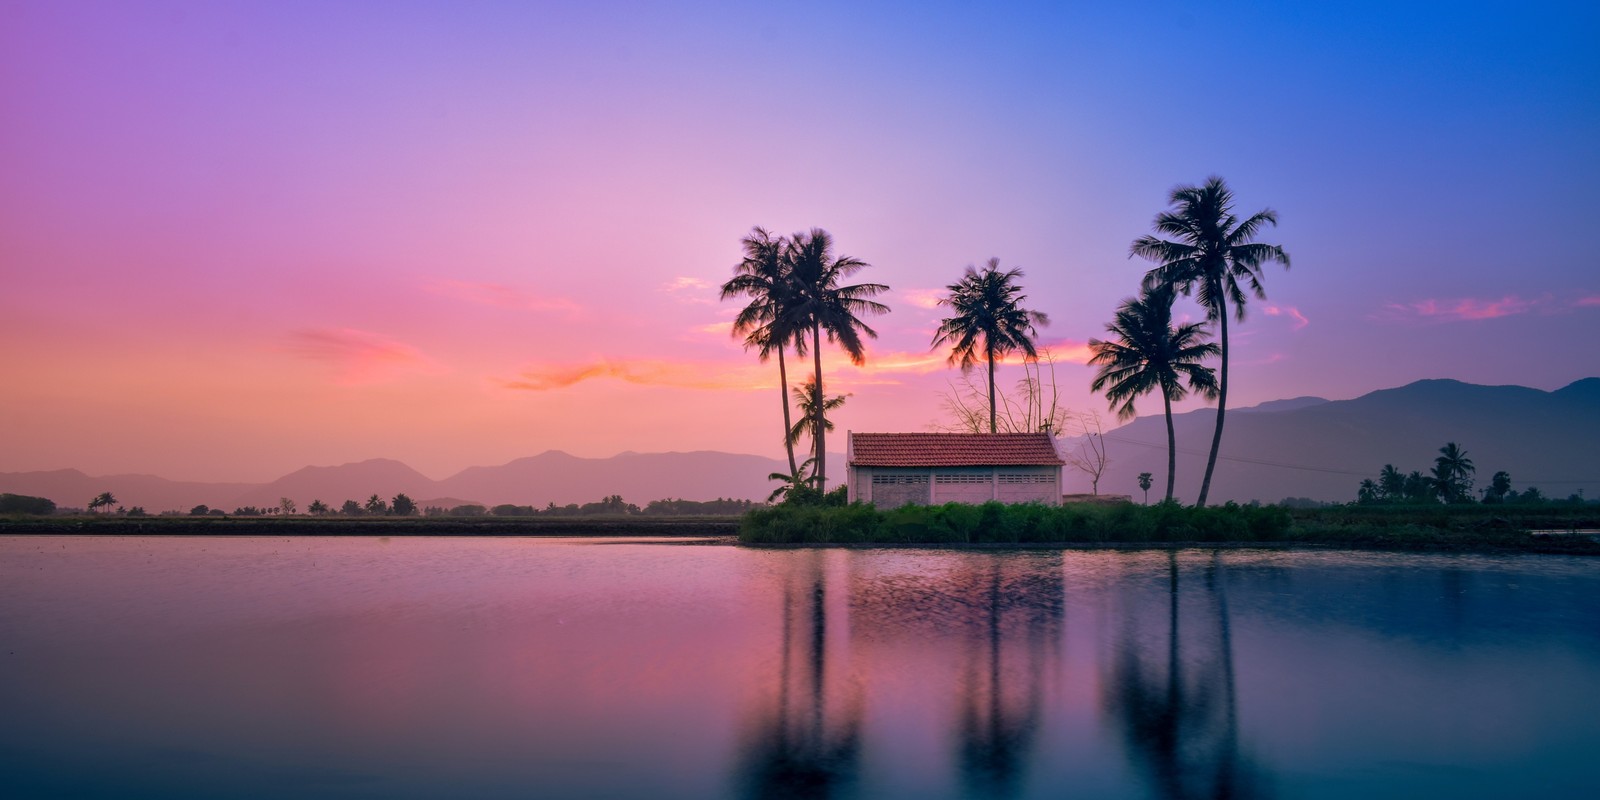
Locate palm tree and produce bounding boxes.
[1132,176,1290,507]
[1378,464,1406,501]
[766,458,819,503]
[722,227,806,477]
[1432,442,1476,503]
[931,259,1050,434]
[784,228,890,492]
[1088,286,1218,503]
[1137,472,1153,505]
[787,379,849,474]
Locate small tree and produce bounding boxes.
[1137,472,1153,505]
[364,494,388,515]
[1482,471,1512,504]
[341,499,363,516]
[391,493,417,516]
[190,504,210,516]
[279,497,298,516]
[307,499,329,516]
[1063,411,1110,495]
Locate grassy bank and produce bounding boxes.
[739,501,1600,553]
[0,515,740,537]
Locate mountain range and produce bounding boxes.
[1061,377,1599,503]
[3,378,1595,511]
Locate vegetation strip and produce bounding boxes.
[738,502,1600,553]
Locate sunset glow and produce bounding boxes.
[2,1,1595,482]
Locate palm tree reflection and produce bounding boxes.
[735,552,861,799]
[1103,552,1271,799]
[953,554,1060,799]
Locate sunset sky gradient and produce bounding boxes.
[3,0,1596,482]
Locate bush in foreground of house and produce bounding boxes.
[740,501,1295,545]
[738,501,1600,551]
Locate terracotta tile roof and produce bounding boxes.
[849,432,1064,467]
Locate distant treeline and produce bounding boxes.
[0,491,760,518]
[442,495,760,518]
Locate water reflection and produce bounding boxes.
[1103,552,1270,799]
[734,552,862,798]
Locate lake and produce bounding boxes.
[2,536,1597,799]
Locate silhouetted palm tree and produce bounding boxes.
[932,259,1050,434]
[1378,464,1405,501]
[1138,472,1153,505]
[784,229,889,492]
[767,458,818,503]
[1432,442,1476,503]
[787,378,849,466]
[1089,286,1218,503]
[1132,176,1290,507]
[723,227,806,477]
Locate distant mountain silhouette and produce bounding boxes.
[230,458,436,508]
[7,378,1592,511]
[0,468,254,513]
[0,451,811,512]
[1067,378,1599,503]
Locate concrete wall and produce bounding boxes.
[852,466,1060,508]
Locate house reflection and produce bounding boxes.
[733,551,862,799]
[1102,552,1272,799]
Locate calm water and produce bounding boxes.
[2,537,1598,799]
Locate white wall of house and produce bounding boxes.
[851,466,1061,508]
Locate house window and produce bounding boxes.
[999,473,1052,484]
[935,473,989,484]
[872,474,929,485]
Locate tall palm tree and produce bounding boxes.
[722,227,806,477]
[1132,176,1290,507]
[1088,286,1218,503]
[787,379,849,468]
[931,259,1050,434]
[1432,442,1476,503]
[784,228,890,492]
[1378,464,1406,501]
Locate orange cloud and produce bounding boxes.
[283,328,444,385]
[427,280,582,315]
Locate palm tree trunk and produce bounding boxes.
[813,325,825,493]
[1196,311,1228,507]
[1163,390,1176,503]
[778,348,797,478]
[986,342,997,434]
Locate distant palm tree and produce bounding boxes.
[89,491,116,515]
[932,259,1050,433]
[784,228,890,492]
[1088,286,1218,503]
[1432,442,1476,503]
[1132,176,1290,507]
[787,378,849,471]
[1378,464,1406,501]
[1137,472,1153,505]
[1358,479,1379,504]
[722,227,806,477]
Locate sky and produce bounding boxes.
[2,0,1596,483]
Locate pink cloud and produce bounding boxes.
[1262,304,1310,330]
[903,288,944,309]
[1577,295,1600,307]
[283,328,444,385]
[427,280,582,315]
[1380,294,1544,322]
[663,276,717,304]
[496,359,770,392]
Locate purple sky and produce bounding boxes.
[2,0,1596,481]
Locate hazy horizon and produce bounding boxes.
[4,1,1596,484]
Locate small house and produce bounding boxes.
[846,432,1065,508]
